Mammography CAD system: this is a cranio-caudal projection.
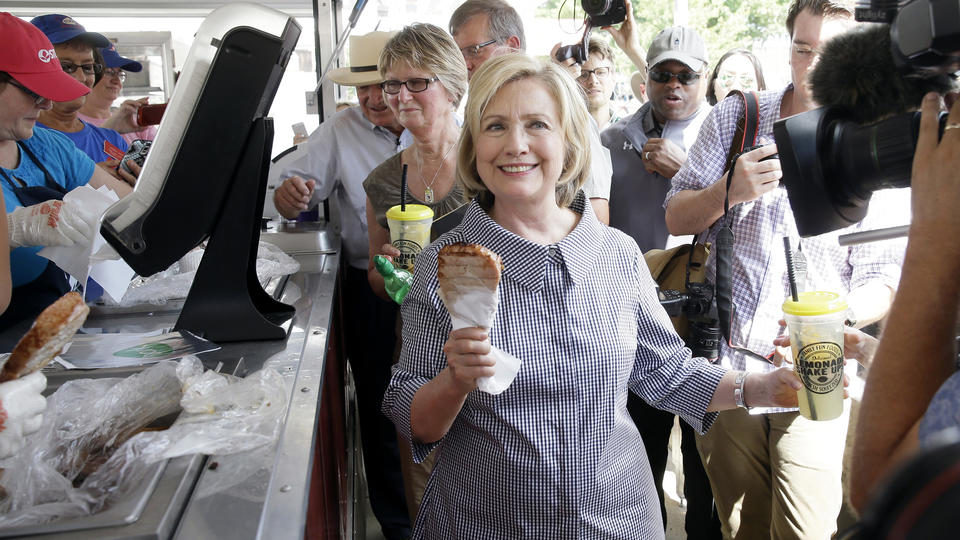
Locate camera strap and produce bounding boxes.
[715,90,774,365]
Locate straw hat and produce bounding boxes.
[328,31,397,87]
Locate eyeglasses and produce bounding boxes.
[577,66,611,81]
[459,39,497,59]
[793,44,821,57]
[103,68,127,82]
[647,69,702,85]
[60,62,102,75]
[717,73,756,87]
[381,77,440,95]
[7,79,49,106]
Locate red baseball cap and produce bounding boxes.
[0,12,90,102]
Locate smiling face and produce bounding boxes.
[382,63,453,131]
[475,78,564,207]
[646,60,704,123]
[357,83,400,131]
[93,67,124,103]
[578,51,614,113]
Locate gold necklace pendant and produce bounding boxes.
[424,187,435,203]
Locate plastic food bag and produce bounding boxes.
[113,241,299,306]
[0,357,288,528]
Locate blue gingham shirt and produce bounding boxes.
[383,192,726,539]
[666,86,903,412]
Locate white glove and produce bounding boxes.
[0,371,47,459]
[7,200,94,248]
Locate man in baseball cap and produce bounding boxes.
[602,26,716,535]
[0,13,131,338]
[268,29,412,540]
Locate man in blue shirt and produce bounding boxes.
[0,12,131,341]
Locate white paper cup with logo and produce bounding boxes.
[386,204,434,272]
[783,291,847,421]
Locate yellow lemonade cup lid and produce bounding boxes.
[782,291,848,316]
[386,204,434,221]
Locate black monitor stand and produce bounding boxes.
[174,117,295,342]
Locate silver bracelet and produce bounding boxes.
[735,371,751,410]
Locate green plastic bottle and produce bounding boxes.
[374,255,413,304]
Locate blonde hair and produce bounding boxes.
[378,23,468,108]
[457,54,591,208]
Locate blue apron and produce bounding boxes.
[0,141,71,334]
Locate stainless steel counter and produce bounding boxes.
[2,225,350,540]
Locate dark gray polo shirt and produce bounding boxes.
[601,102,711,252]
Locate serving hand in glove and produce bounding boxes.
[7,200,94,249]
[0,371,46,459]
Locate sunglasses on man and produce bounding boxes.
[647,69,702,85]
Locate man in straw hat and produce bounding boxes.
[269,30,410,540]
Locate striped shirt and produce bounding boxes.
[383,192,726,539]
[666,86,903,413]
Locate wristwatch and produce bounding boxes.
[734,371,751,410]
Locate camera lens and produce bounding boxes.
[688,319,721,360]
[581,0,611,15]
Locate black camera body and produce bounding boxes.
[658,282,720,360]
[773,0,959,237]
[582,0,627,28]
[555,0,627,64]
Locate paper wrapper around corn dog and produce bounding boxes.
[436,243,521,395]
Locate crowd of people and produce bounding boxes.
[270,0,950,538]
[1,0,958,538]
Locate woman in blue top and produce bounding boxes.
[30,14,137,186]
[0,13,132,340]
[382,54,806,539]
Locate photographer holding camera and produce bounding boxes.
[664,1,903,537]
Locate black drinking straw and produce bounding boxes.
[784,236,799,302]
[400,163,408,212]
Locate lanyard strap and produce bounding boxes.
[714,90,774,365]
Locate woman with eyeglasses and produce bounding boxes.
[0,13,131,340]
[29,15,137,187]
[78,45,158,145]
[361,22,468,522]
[705,48,767,105]
[364,24,468,301]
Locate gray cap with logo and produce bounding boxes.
[646,26,708,72]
